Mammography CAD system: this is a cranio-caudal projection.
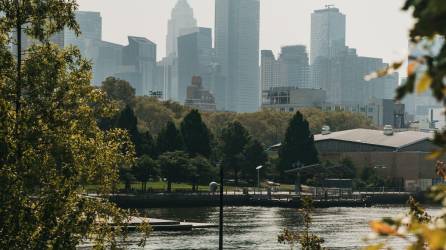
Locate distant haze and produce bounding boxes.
[77,0,411,70]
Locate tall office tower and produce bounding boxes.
[177,27,213,103]
[115,37,157,96]
[215,0,260,112]
[94,41,124,85]
[278,45,310,88]
[261,50,280,92]
[166,0,197,57]
[310,5,346,90]
[64,11,102,52]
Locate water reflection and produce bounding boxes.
[138,206,429,249]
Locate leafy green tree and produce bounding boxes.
[116,105,142,155]
[156,120,184,155]
[181,109,212,158]
[0,1,148,247]
[242,139,268,182]
[134,96,175,135]
[158,151,191,192]
[278,111,319,179]
[189,156,217,191]
[101,76,135,106]
[220,121,250,185]
[134,155,159,192]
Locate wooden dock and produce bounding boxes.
[126,217,217,231]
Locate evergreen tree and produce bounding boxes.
[180,110,212,158]
[140,131,157,158]
[242,139,268,182]
[220,121,250,185]
[278,111,319,178]
[116,105,142,155]
[156,121,184,155]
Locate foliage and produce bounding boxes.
[0,36,134,249]
[220,121,251,185]
[242,139,268,181]
[101,76,135,106]
[133,155,159,192]
[116,105,142,156]
[156,120,184,155]
[133,96,175,135]
[158,151,192,192]
[180,109,212,158]
[278,197,325,250]
[189,155,217,191]
[278,111,319,179]
[140,131,157,158]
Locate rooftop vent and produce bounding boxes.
[321,125,331,135]
[383,125,394,136]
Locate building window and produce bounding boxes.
[289,108,294,112]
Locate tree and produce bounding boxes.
[158,151,191,192]
[278,111,319,180]
[156,120,184,155]
[140,131,157,158]
[116,105,142,155]
[134,155,159,192]
[181,110,212,158]
[101,76,135,106]
[189,156,217,191]
[0,1,148,247]
[220,121,250,185]
[242,139,268,183]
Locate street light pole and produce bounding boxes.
[256,165,263,189]
[219,161,223,250]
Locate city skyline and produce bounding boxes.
[77,0,411,72]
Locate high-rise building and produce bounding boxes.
[64,11,102,52]
[261,50,281,92]
[215,0,260,112]
[278,45,310,88]
[177,27,213,103]
[166,0,197,57]
[310,6,346,90]
[115,37,157,96]
[93,41,124,85]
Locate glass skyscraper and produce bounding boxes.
[215,0,260,112]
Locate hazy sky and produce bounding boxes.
[77,0,412,67]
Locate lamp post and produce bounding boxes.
[256,165,263,189]
[218,161,223,250]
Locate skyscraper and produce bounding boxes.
[310,6,346,90]
[64,11,102,52]
[177,27,213,103]
[261,50,280,93]
[215,0,260,112]
[115,37,157,96]
[278,45,310,88]
[166,0,197,57]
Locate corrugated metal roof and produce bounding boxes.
[314,129,434,149]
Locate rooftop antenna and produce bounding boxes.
[325,4,335,9]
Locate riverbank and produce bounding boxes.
[110,191,421,209]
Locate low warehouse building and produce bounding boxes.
[314,128,439,191]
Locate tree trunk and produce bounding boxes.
[167,181,172,193]
[15,0,22,168]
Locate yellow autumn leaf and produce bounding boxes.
[416,73,432,94]
[422,229,446,249]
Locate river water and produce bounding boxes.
[130,206,433,249]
